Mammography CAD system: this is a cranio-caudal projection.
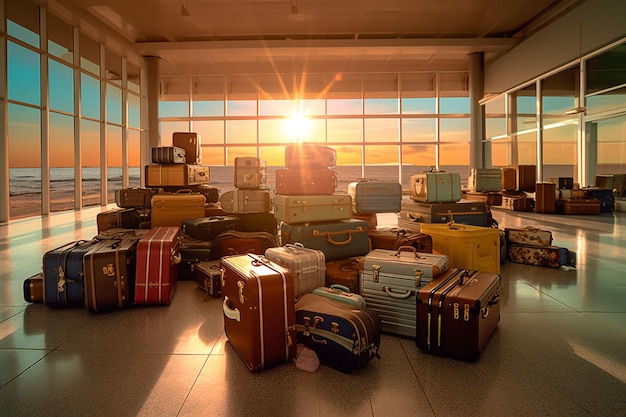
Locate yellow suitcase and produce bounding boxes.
[151,191,206,227]
[419,223,500,274]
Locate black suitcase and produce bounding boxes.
[151,146,186,164]
[181,216,240,241]
[233,212,278,236]
[115,188,155,208]
[295,293,381,373]
[178,235,213,280]
[160,184,220,203]
[96,208,142,233]
[43,239,101,308]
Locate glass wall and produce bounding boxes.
[159,71,471,193]
[4,1,144,219]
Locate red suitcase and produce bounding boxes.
[275,168,337,195]
[221,253,297,371]
[416,268,501,361]
[134,227,181,305]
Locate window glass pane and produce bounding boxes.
[489,137,513,167]
[327,99,361,115]
[7,0,40,48]
[515,132,538,165]
[127,60,141,94]
[364,146,398,172]
[193,75,224,116]
[8,104,41,219]
[440,97,470,114]
[402,118,436,142]
[401,144,436,184]
[79,33,100,75]
[106,85,122,124]
[260,100,296,116]
[402,98,436,114]
[586,42,626,95]
[81,119,101,207]
[260,119,291,144]
[440,72,468,96]
[202,147,225,166]
[542,65,579,124]
[128,93,140,128]
[49,59,74,113]
[402,72,435,114]
[50,113,75,212]
[592,115,626,177]
[440,118,469,142]
[542,123,578,182]
[195,120,224,145]
[47,13,73,64]
[226,146,258,166]
[586,87,626,115]
[327,119,362,143]
[8,41,41,105]
[107,125,122,203]
[161,77,189,117]
[227,120,257,144]
[194,101,224,117]
[364,119,398,142]
[105,49,122,86]
[364,73,398,115]
[439,143,470,174]
[227,75,257,116]
[81,73,100,119]
[127,129,141,188]
[259,146,287,167]
[484,95,506,140]
[160,121,189,145]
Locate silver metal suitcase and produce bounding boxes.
[264,243,326,299]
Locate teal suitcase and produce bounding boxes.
[280,219,369,261]
[348,179,402,214]
[468,168,502,192]
[410,170,461,203]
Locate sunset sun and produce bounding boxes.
[284,112,312,142]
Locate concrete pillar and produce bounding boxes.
[469,52,484,170]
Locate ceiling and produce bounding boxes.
[47,0,585,76]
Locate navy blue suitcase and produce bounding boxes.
[42,240,100,307]
[295,293,381,373]
[582,188,614,212]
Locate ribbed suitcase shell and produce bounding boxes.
[264,243,326,299]
[134,227,181,305]
[115,188,154,208]
[96,208,142,233]
[234,157,267,189]
[359,247,450,337]
[273,194,352,224]
[23,273,44,303]
[173,132,201,164]
[43,240,101,308]
[232,188,272,214]
[416,269,501,360]
[221,254,297,371]
[151,146,186,164]
[280,219,369,261]
[468,168,503,192]
[420,223,501,274]
[398,200,491,227]
[275,168,338,195]
[325,258,361,294]
[151,191,206,227]
[83,236,138,313]
[181,216,240,241]
[348,180,402,214]
[145,164,210,187]
[285,143,337,168]
[295,293,381,373]
[410,171,462,203]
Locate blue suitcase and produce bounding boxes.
[42,239,100,307]
[582,188,614,212]
[280,219,369,261]
[295,293,381,373]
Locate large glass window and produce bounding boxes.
[47,12,73,64]
[81,73,101,119]
[107,125,122,203]
[50,113,75,213]
[8,41,41,105]
[49,59,74,113]
[81,119,101,207]
[127,129,141,188]
[80,33,100,75]
[7,0,40,48]
[364,73,398,115]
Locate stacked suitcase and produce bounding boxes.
[505,226,576,268]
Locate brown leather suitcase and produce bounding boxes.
[416,268,501,361]
[324,258,361,294]
[115,188,155,209]
[84,236,139,313]
[145,164,210,187]
[275,168,337,195]
[368,228,433,253]
[501,167,516,191]
[151,191,206,227]
[96,208,142,233]
[284,143,336,168]
[516,165,536,192]
[221,253,297,371]
[534,182,556,214]
[210,231,277,260]
[556,198,601,215]
[23,273,44,303]
[173,132,202,164]
[462,191,503,207]
[501,193,534,212]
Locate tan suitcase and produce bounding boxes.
[231,188,272,214]
[151,191,206,227]
[234,157,267,189]
[145,164,210,187]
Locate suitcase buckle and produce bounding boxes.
[237,281,245,304]
[331,322,339,333]
[313,316,324,329]
[464,304,470,321]
[454,302,460,320]
[303,316,311,336]
[372,264,381,283]
[413,269,423,287]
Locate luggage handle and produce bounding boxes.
[382,286,415,299]
[395,246,423,259]
[482,290,501,318]
[222,297,241,322]
[458,270,471,285]
[329,284,351,294]
[313,229,356,246]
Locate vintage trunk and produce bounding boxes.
[232,212,278,236]
[210,231,277,260]
[231,188,272,214]
[324,258,361,294]
[181,215,240,241]
[504,227,553,247]
[194,260,222,297]
[134,227,181,305]
[144,164,210,187]
[358,247,450,337]
[151,146,186,164]
[150,191,206,227]
[96,208,142,233]
[409,170,462,203]
[160,184,220,204]
[368,228,433,253]
[221,253,297,371]
[416,269,501,361]
[516,165,536,192]
[501,167,517,192]
[462,191,503,207]
[555,198,601,215]
[508,243,575,268]
[115,188,154,209]
[273,194,352,224]
[398,200,492,227]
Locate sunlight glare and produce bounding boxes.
[284,112,312,142]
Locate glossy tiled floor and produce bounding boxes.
[0,206,625,417]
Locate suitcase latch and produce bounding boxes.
[454,302,460,320]
[331,322,339,333]
[313,316,324,329]
[237,280,245,304]
[303,316,311,336]
[372,264,381,283]
[413,269,424,287]
[56,266,65,293]
[464,304,470,321]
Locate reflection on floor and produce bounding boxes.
[0,206,625,417]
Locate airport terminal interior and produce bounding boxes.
[1,0,625,416]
